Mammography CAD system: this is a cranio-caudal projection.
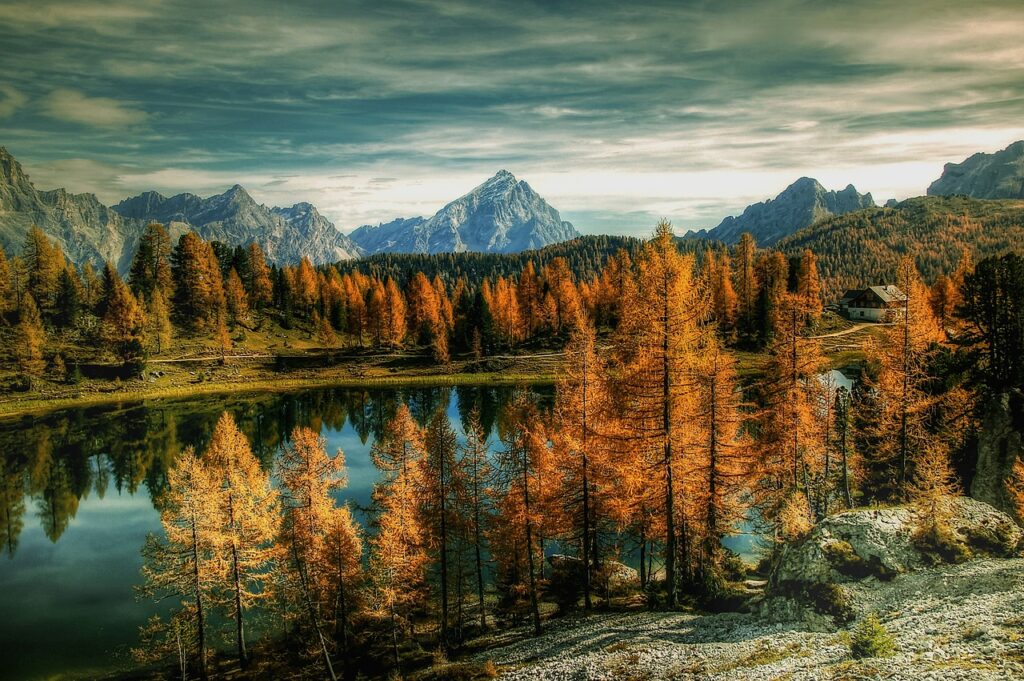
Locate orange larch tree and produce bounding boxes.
[611,219,708,607]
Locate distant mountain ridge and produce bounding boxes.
[113,185,362,265]
[348,170,579,255]
[0,147,146,272]
[686,177,876,245]
[927,140,1024,199]
[0,147,361,271]
[776,195,1024,297]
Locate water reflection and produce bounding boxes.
[0,384,549,681]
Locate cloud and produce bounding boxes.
[0,84,27,118]
[42,88,148,127]
[1,0,1021,234]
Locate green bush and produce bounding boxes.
[913,524,972,564]
[805,583,855,625]
[850,613,896,659]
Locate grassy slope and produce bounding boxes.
[0,315,874,420]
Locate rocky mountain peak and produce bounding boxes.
[686,177,875,246]
[349,171,578,255]
[927,140,1024,199]
[0,146,34,193]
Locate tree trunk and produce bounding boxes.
[662,283,676,608]
[523,452,542,636]
[190,512,208,681]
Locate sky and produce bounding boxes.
[1,0,1023,236]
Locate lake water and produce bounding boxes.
[0,384,551,681]
[0,370,849,680]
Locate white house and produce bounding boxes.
[839,285,907,322]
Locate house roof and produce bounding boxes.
[866,285,906,303]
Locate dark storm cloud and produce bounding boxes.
[0,0,1022,233]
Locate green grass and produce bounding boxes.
[0,369,556,420]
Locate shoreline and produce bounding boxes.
[0,367,558,422]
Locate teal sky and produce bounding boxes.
[1,0,1022,235]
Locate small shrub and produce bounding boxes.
[481,660,498,679]
[805,583,855,625]
[9,374,32,392]
[65,362,82,385]
[960,522,1019,557]
[823,541,897,581]
[850,613,896,659]
[913,524,972,564]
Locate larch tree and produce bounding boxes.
[612,220,707,607]
[22,225,63,311]
[734,232,758,342]
[458,408,493,631]
[690,339,752,593]
[796,249,822,323]
[369,405,429,667]
[171,232,225,329]
[420,409,462,650]
[553,320,609,611]
[325,505,363,671]
[14,294,46,377]
[277,426,348,681]
[224,267,249,327]
[147,288,173,356]
[137,448,221,680]
[708,250,738,332]
[756,292,826,527]
[384,278,408,349]
[870,255,943,496]
[0,245,12,319]
[245,243,274,315]
[103,273,147,367]
[494,398,549,636]
[203,413,279,667]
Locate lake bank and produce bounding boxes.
[0,350,562,421]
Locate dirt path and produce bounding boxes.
[810,322,891,339]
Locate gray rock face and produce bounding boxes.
[771,497,1021,589]
[0,147,145,271]
[547,554,640,594]
[928,140,1024,199]
[0,146,361,271]
[114,186,363,266]
[348,170,579,255]
[764,497,1022,628]
[689,177,875,245]
[971,393,1024,516]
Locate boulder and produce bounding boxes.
[547,554,639,594]
[763,497,1022,629]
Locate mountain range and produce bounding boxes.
[4,140,1024,271]
[348,170,579,255]
[684,177,876,246]
[0,149,580,270]
[0,146,362,270]
[112,187,363,265]
[927,140,1024,199]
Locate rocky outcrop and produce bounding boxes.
[547,554,639,594]
[349,170,579,255]
[763,497,1022,629]
[971,392,1024,517]
[927,140,1024,199]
